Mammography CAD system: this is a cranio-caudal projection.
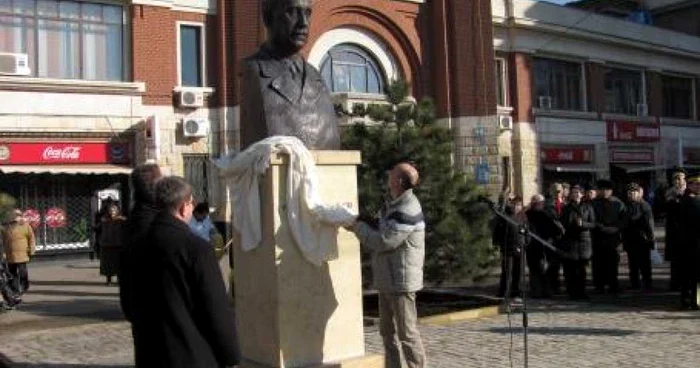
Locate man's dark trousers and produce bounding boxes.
[627,247,652,289]
[7,263,28,294]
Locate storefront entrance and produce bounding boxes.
[0,173,129,254]
[540,145,598,197]
[0,140,133,255]
[610,165,656,201]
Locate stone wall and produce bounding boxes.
[451,115,507,196]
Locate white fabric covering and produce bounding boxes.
[213,136,357,265]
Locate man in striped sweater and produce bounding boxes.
[348,162,426,368]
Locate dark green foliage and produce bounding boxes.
[0,192,16,225]
[340,80,497,285]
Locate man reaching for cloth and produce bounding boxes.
[346,162,427,368]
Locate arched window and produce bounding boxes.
[320,44,385,94]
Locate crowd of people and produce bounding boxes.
[493,168,700,310]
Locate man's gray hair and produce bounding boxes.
[155,176,192,213]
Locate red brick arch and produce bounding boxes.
[305,1,423,96]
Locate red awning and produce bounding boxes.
[0,165,132,175]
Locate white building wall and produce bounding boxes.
[0,88,226,208]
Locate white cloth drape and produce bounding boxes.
[213,136,357,266]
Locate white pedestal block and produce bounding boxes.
[234,150,382,368]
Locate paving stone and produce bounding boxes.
[2,257,699,367]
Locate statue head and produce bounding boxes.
[262,0,312,56]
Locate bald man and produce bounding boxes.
[348,162,426,368]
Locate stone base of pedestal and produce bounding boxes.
[239,354,384,368]
[234,151,380,367]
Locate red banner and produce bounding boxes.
[541,147,593,164]
[607,121,660,142]
[610,148,654,163]
[0,142,130,165]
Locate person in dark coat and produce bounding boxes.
[525,194,562,298]
[623,183,655,290]
[592,179,626,294]
[99,204,126,286]
[678,174,700,310]
[118,163,163,366]
[664,168,686,291]
[496,196,529,298]
[119,163,162,323]
[583,182,597,204]
[544,183,566,294]
[561,185,595,299]
[131,176,240,368]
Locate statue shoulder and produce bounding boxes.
[304,60,323,77]
[243,54,263,72]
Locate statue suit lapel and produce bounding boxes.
[258,59,301,104]
[258,58,322,105]
[300,62,323,105]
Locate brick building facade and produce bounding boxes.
[493,0,700,201]
[0,0,698,254]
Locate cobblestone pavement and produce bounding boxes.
[2,258,700,367]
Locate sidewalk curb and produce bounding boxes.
[419,304,501,326]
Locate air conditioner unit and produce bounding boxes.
[179,88,204,108]
[183,117,210,138]
[538,96,552,109]
[498,115,513,130]
[0,53,31,76]
[636,103,648,117]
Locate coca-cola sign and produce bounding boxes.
[42,146,82,161]
[0,142,130,165]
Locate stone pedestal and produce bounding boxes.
[234,151,382,368]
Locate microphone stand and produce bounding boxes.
[483,199,561,368]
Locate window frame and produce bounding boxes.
[0,0,127,81]
[182,153,211,204]
[603,66,645,116]
[320,43,385,95]
[495,57,508,107]
[176,21,206,88]
[660,73,695,120]
[532,56,586,112]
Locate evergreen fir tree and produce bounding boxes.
[340,80,497,284]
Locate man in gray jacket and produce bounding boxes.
[348,162,426,368]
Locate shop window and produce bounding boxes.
[662,75,694,119]
[0,0,124,81]
[320,44,384,94]
[183,154,209,204]
[604,68,643,115]
[495,58,507,107]
[533,58,583,111]
[0,173,128,254]
[178,23,204,87]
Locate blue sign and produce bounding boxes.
[475,162,490,184]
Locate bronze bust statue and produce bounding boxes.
[239,0,340,150]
